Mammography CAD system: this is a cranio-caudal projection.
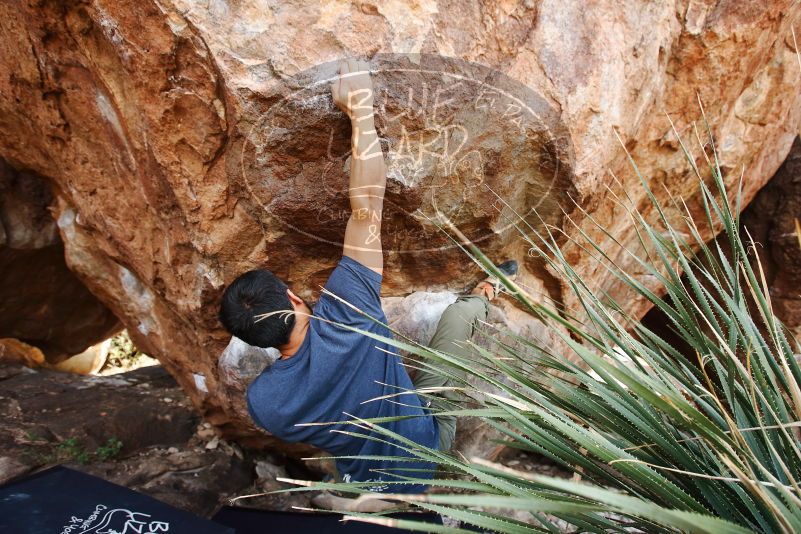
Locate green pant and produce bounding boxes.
[411,294,490,452]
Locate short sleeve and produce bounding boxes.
[316,255,385,326]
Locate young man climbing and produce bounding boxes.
[219,59,518,497]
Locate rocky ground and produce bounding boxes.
[0,360,315,517]
[0,358,569,522]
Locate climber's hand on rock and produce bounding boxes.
[331,59,374,121]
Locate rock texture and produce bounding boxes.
[0,1,799,452]
[0,361,299,516]
[0,363,198,460]
[0,160,119,363]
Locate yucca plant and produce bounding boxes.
[274,117,801,533]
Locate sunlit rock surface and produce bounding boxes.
[0,0,799,454]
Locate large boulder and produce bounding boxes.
[0,0,799,451]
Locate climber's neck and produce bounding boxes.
[278,304,311,359]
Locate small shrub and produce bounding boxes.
[56,438,91,465]
[26,436,125,466]
[95,437,124,461]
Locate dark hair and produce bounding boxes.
[218,269,296,348]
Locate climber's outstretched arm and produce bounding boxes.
[331,59,386,276]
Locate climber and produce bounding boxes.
[218,59,518,498]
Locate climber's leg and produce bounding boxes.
[412,294,489,452]
[411,260,518,452]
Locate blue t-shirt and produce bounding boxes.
[246,255,439,493]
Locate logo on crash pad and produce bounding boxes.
[239,54,568,253]
[60,504,170,533]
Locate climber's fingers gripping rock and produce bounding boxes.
[331,59,374,120]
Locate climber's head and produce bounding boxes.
[218,269,309,349]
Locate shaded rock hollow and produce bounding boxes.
[0,0,799,455]
[0,160,119,363]
[741,137,801,341]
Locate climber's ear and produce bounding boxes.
[286,289,303,308]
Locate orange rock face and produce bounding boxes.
[0,1,799,448]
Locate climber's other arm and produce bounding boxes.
[331,59,386,276]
